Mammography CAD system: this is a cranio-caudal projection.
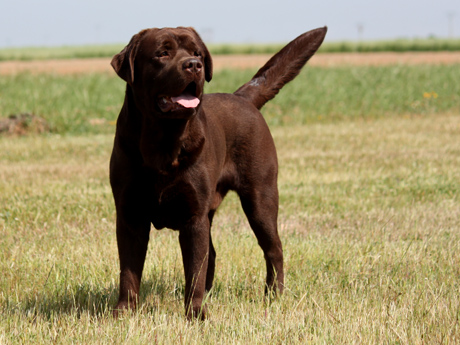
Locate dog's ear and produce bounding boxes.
[111,30,147,84]
[187,27,213,82]
[202,43,213,82]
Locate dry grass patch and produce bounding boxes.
[1,113,459,344]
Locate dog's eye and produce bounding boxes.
[194,51,202,57]
[157,51,169,58]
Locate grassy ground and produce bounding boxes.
[1,65,459,134]
[0,44,125,61]
[1,65,460,343]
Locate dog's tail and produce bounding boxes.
[234,27,327,110]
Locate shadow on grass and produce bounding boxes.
[3,278,183,320]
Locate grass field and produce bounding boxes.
[1,63,460,343]
[1,65,459,133]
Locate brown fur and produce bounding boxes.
[110,26,327,319]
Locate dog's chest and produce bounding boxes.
[149,175,203,230]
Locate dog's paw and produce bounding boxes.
[186,303,208,321]
[112,301,135,318]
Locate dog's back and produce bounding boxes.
[201,26,327,195]
[200,92,278,191]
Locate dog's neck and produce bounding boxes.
[142,118,205,175]
[140,117,187,171]
[121,87,205,174]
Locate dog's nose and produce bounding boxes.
[182,58,202,74]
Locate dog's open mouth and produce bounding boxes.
[158,82,200,113]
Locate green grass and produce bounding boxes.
[1,113,459,343]
[320,38,460,53]
[1,38,460,61]
[0,44,125,61]
[1,65,459,134]
[212,65,460,125]
[0,73,124,134]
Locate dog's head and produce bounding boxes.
[111,27,213,119]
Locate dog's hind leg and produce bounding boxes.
[206,210,217,292]
[239,186,284,295]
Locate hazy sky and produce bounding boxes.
[1,0,459,47]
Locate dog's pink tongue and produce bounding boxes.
[171,94,200,108]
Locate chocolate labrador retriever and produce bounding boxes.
[110,26,327,319]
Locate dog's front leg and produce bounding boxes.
[113,216,150,317]
[179,217,210,320]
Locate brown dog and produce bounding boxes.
[110,26,327,319]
